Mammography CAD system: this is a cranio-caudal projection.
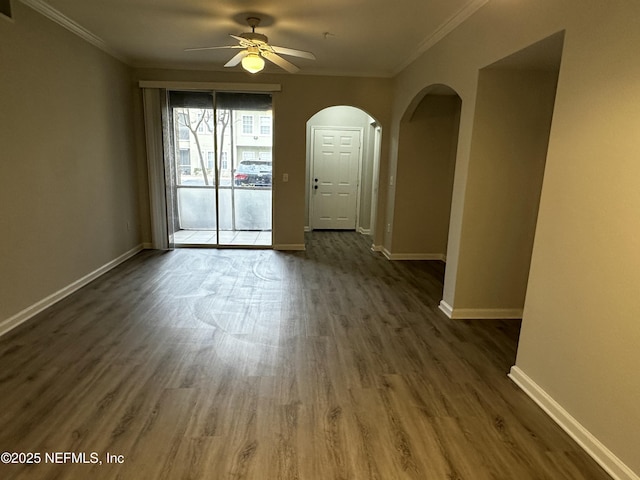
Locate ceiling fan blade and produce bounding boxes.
[184,45,243,52]
[271,45,316,60]
[225,50,248,67]
[230,34,250,44]
[262,51,299,73]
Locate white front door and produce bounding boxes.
[311,128,361,230]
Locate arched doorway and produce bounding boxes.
[441,32,564,319]
[390,84,462,263]
[305,106,382,243]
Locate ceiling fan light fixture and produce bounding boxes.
[185,16,315,74]
[242,52,265,74]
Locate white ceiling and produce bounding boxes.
[25,0,488,77]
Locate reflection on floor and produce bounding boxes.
[173,229,272,247]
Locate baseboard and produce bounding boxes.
[273,244,306,251]
[0,244,144,338]
[371,244,383,252]
[509,366,639,480]
[438,301,522,319]
[142,242,154,249]
[381,248,446,261]
[439,300,454,318]
[305,226,370,235]
[385,252,446,261]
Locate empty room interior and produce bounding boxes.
[1,0,639,479]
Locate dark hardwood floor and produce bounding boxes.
[0,232,611,479]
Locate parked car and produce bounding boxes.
[234,160,272,187]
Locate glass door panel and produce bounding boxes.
[169,91,218,245]
[216,92,272,246]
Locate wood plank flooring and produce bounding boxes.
[0,232,611,479]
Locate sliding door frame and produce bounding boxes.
[167,85,278,248]
[141,82,281,249]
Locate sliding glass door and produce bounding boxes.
[166,91,272,247]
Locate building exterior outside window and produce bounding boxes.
[176,109,272,185]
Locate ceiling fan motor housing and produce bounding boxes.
[241,32,268,44]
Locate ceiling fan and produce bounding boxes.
[185,17,316,74]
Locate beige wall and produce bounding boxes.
[454,68,558,311]
[389,0,640,474]
[0,3,140,323]
[3,0,639,475]
[132,69,393,248]
[392,94,460,256]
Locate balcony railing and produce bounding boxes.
[176,185,272,231]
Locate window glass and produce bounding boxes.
[260,116,271,135]
[242,115,253,134]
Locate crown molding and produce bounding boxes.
[19,0,486,77]
[20,0,128,63]
[393,0,489,75]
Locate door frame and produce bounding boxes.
[309,125,364,231]
[369,122,382,238]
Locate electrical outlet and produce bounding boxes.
[387,223,391,233]
[282,173,289,182]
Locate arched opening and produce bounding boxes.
[305,106,382,244]
[441,31,565,319]
[389,84,462,266]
